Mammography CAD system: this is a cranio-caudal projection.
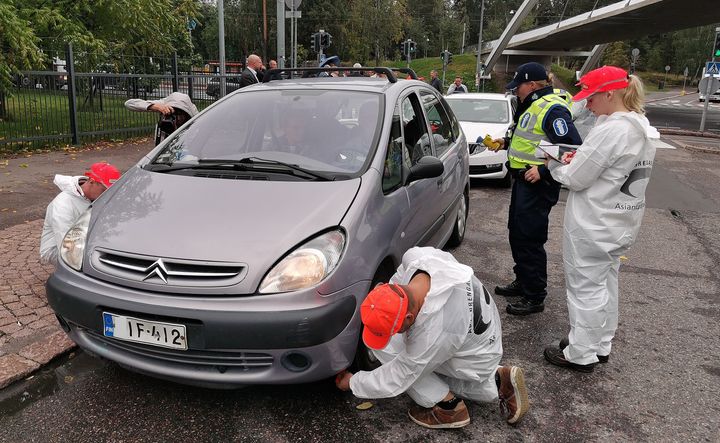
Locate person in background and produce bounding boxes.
[543,66,657,372]
[240,54,264,87]
[446,76,468,94]
[124,92,199,145]
[335,247,530,429]
[40,163,121,264]
[429,70,442,93]
[319,55,341,77]
[487,62,582,316]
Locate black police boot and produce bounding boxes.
[559,337,609,363]
[494,280,524,297]
[506,297,545,316]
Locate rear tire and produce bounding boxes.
[446,189,469,248]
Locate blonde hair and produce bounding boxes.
[547,72,556,87]
[619,74,645,114]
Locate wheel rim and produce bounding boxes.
[457,195,467,237]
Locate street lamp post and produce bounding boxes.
[425,37,429,59]
[475,0,485,92]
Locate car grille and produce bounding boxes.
[470,164,503,175]
[84,328,274,370]
[468,143,487,154]
[92,249,247,289]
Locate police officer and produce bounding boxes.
[488,62,582,316]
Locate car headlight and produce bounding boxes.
[60,209,91,271]
[259,230,345,293]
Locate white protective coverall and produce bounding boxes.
[124,92,199,117]
[349,247,503,407]
[39,175,91,264]
[548,111,658,365]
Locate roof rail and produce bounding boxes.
[260,67,419,84]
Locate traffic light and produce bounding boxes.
[310,33,320,52]
[441,50,453,65]
[447,51,453,65]
[320,32,332,49]
[409,41,416,54]
[714,30,720,58]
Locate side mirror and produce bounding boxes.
[407,156,444,184]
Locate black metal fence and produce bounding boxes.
[0,44,240,152]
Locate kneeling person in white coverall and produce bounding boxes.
[335,247,529,428]
[39,162,121,264]
[542,66,657,372]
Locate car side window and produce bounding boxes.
[382,104,404,193]
[400,93,431,166]
[441,99,462,143]
[419,90,453,157]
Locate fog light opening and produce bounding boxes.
[281,352,312,372]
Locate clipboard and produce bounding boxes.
[535,140,579,163]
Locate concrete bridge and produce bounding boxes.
[481,0,720,77]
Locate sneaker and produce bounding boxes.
[408,400,470,429]
[494,280,524,297]
[497,366,529,424]
[506,298,544,316]
[559,337,609,363]
[543,346,595,373]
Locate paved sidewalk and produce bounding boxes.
[0,138,150,390]
[0,220,75,389]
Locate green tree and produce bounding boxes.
[0,0,200,93]
[0,1,45,92]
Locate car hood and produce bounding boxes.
[458,121,510,143]
[86,166,359,267]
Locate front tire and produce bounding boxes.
[446,189,469,248]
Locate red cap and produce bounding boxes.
[85,162,120,188]
[360,284,409,350]
[573,66,629,101]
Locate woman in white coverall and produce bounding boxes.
[542,66,658,372]
[335,247,529,428]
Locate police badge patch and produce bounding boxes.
[552,118,569,136]
[520,113,531,129]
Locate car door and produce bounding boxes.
[418,89,467,245]
[396,90,446,247]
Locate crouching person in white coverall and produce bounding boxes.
[335,247,529,428]
[40,162,121,265]
[542,66,658,373]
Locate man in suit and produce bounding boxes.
[239,54,263,88]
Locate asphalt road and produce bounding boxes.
[0,142,718,442]
[646,91,720,132]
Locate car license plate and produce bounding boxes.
[102,312,187,350]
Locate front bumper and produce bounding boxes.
[468,147,508,179]
[46,266,365,387]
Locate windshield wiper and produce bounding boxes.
[142,161,249,173]
[145,157,331,181]
[232,157,332,181]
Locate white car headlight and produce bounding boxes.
[259,230,345,294]
[60,209,91,271]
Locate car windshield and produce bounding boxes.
[151,89,382,176]
[446,98,509,124]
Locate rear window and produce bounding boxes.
[152,90,383,175]
[446,98,510,124]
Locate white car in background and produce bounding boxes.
[445,93,515,187]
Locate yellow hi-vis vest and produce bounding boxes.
[554,88,573,107]
[508,93,571,169]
